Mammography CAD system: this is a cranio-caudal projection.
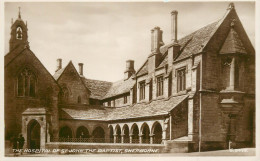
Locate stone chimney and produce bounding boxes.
[168,10,181,67]
[171,10,178,42]
[78,63,84,76]
[171,10,180,60]
[151,27,164,53]
[124,60,135,80]
[56,58,62,72]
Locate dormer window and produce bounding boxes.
[17,68,36,97]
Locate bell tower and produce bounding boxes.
[9,7,29,51]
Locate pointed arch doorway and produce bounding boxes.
[27,119,41,149]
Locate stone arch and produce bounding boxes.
[76,126,90,141]
[151,121,163,144]
[115,124,121,143]
[122,124,130,143]
[92,126,105,143]
[130,123,139,143]
[59,126,73,141]
[140,122,150,144]
[27,119,41,149]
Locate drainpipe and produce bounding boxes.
[199,61,202,152]
[169,112,172,140]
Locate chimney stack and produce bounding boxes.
[151,27,164,53]
[171,10,178,43]
[124,60,135,80]
[56,58,62,72]
[78,63,84,76]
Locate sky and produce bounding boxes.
[4,1,255,82]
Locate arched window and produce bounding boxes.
[16,27,23,40]
[77,96,81,104]
[17,68,36,97]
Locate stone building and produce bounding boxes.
[4,3,255,152]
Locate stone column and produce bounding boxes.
[229,57,236,90]
[129,134,133,144]
[113,134,117,143]
[188,99,194,141]
[121,134,124,143]
[139,134,143,144]
[149,134,154,144]
[162,129,167,142]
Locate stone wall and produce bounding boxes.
[5,49,60,139]
[57,63,89,105]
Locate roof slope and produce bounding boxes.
[60,94,188,121]
[83,78,112,100]
[135,20,220,77]
[53,68,65,80]
[103,78,135,99]
[158,20,220,68]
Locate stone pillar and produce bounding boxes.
[121,134,124,143]
[188,99,194,141]
[162,129,167,142]
[149,134,154,144]
[139,134,143,144]
[145,82,150,102]
[229,57,235,90]
[129,134,133,144]
[113,134,117,143]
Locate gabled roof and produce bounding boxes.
[219,27,247,54]
[60,94,188,121]
[135,4,253,76]
[53,61,90,93]
[102,78,135,99]
[82,78,112,100]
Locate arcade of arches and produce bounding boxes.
[58,121,165,144]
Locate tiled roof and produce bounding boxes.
[135,20,220,76]
[219,28,247,54]
[60,94,188,121]
[107,94,188,120]
[53,68,65,80]
[158,20,220,68]
[103,78,135,99]
[22,107,50,115]
[83,78,112,100]
[60,107,111,121]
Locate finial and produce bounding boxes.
[18,7,21,18]
[227,3,235,10]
